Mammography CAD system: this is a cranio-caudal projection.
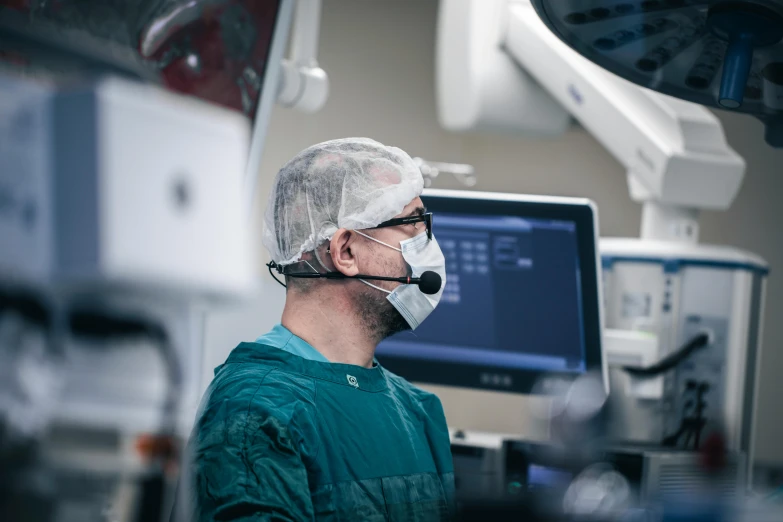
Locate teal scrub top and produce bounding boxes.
[186,333,456,521]
[255,324,329,362]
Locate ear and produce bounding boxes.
[329,229,360,277]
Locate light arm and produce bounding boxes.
[502,0,745,241]
[277,0,329,113]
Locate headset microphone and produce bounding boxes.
[267,263,442,295]
[416,271,442,295]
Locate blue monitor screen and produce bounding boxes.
[526,464,574,489]
[376,208,592,389]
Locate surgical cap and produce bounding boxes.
[263,138,424,266]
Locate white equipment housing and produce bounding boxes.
[0,74,257,303]
[0,72,262,521]
[436,0,767,474]
[601,239,767,464]
[436,0,570,136]
[0,70,263,441]
[0,2,327,519]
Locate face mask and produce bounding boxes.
[354,230,447,330]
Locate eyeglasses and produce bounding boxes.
[371,212,433,240]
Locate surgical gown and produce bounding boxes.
[187,340,456,521]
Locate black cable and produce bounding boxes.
[267,262,287,288]
[0,288,51,330]
[268,260,442,295]
[284,271,412,283]
[68,309,182,434]
[662,381,710,450]
[1,295,182,521]
[662,425,686,447]
[623,332,710,377]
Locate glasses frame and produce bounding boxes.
[370,212,433,240]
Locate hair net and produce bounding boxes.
[263,138,424,266]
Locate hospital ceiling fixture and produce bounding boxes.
[413,158,477,188]
[531,0,783,147]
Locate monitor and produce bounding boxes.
[376,189,605,394]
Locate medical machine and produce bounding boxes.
[0,1,329,521]
[436,0,768,479]
[602,241,767,457]
[505,440,747,504]
[450,431,510,504]
[451,431,747,506]
[376,189,606,395]
[530,0,783,147]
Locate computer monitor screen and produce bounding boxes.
[376,189,604,394]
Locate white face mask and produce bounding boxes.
[354,230,447,330]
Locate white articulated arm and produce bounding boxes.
[436,0,571,135]
[502,0,745,241]
[277,0,329,113]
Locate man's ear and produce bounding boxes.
[329,229,360,277]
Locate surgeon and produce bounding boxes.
[184,138,454,521]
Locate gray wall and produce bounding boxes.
[236,0,783,462]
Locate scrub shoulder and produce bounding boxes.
[188,356,321,521]
[198,343,447,434]
[195,348,449,453]
[197,355,320,440]
[384,369,450,427]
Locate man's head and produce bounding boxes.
[262,138,426,342]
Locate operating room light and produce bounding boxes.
[531,0,783,146]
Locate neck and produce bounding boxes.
[281,287,377,368]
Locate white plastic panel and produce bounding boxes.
[0,75,258,301]
[436,0,570,135]
[601,237,767,268]
[604,329,663,399]
[603,262,666,332]
[98,79,256,300]
[502,1,744,210]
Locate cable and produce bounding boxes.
[268,262,287,288]
[623,333,712,449]
[267,261,443,295]
[623,332,711,377]
[0,288,51,330]
[68,309,182,435]
[1,294,183,521]
[662,381,710,450]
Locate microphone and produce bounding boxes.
[268,262,442,295]
[417,271,442,295]
[343,271,442,295]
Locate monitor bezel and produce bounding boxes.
[376,189,606,395]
